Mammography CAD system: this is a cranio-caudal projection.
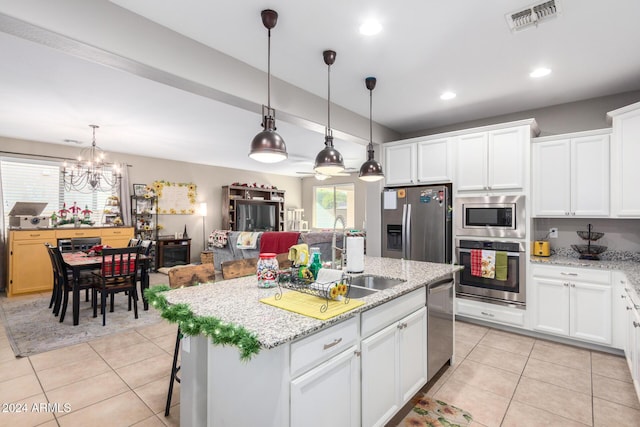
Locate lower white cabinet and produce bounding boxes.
[532,265,612,345]
[361,307,427,427]
[291,345,360,427]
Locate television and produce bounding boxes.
[236,200,278,231]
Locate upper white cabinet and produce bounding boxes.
[608,102,640,217]
[456,125,527,193]
[532,130,610,217]
[384,137,452,186]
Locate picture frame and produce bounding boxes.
[133,184,146,197]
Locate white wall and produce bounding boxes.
[0,136,302,262]
[533,218,640,253]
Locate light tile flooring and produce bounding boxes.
[404,322,640,427]
[2,286,639,427]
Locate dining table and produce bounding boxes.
[62,252,151,326]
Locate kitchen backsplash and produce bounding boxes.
[532,218,640,253]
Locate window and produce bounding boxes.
[313,183,355,229]
[1,157,115,226]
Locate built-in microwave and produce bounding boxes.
[455,195,525,239]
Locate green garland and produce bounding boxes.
[144,285,261,361]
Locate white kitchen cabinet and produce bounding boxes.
[608,101,640,217]
[456,126,526,193]
[532,130,610,217]
[384,143,416,186]
[291,345,360,427]
[384,138,452,186]
[361,305,427,427]
[531,265,612,345]
[612,272,629,351]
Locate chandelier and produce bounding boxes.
[62,124,122,193]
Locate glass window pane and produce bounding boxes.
[312,183,354,229]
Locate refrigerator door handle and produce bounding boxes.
[401,203,407,259]
[406,204,412,259]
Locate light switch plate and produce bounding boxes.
[549,228,558,238]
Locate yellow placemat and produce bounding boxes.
[260,291,365,320]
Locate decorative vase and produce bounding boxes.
[183,225,189,239]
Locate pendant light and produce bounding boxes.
[358,77,384,182]
[249,9,287,163]
[314,50,345,175]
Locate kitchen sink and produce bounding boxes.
[350,274,406,291]
[345,286,378,299]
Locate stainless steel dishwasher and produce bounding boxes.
[426,275,454,381]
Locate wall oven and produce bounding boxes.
[455,239,526,307]
[455,195,525,239]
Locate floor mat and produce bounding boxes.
[396,395,473,427]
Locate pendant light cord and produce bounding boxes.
[369,88,373,151]
[327,62,331,135]
[267,28,271,111]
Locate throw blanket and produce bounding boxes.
[236,232,261,249]
[209,230,230,248]
[301,232,337,246]
[260,231,300,254]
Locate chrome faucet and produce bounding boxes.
[332,215,346,269]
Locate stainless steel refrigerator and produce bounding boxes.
[381,185,452,263]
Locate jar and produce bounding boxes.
[256,253,279,288]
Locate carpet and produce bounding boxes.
[397,395,473,427]
[0,292,163,358]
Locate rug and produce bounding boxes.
[397,395,473,427]
[0,291,164,358]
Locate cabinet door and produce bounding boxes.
[632,308,640,389]
[10,238,55,295]
[571,135,610,217]
[626,299,636,373]
[398,307,428,403]
[532,277,570,336]
[570,281,612,345]
[532,139,571,216]
[611,107,640,217]
[361,323,399,427]
[416,138,451,184]
[612,273,629,350]
[291,345,360,427]
[456,132,488,192]
[487,127,525,191]
[384,143,416,186]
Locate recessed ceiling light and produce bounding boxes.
[440,91,457,100]
[530,67,551,78]
[359,19,382,36]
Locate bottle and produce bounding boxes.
[256,253,279,288]
[309,248,322,280]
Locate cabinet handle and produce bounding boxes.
[570,284,575,287]
[563,283,569,287]
[622,295,627,299]
[634,321,640,328]
[560,272,578,276]
[571,212,576,216]
[354,350,361,357]
[323,337,342,350]
[627,306,633,311]
[397,323,404,329]
[29,233,41,237]
[621,280,626,284]
[480,311,495,318]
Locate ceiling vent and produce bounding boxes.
[505,0,562,32]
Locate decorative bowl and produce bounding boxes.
[571,244,607,260]
[576,231,604,241]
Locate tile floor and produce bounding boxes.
[1,285,639,427]
[405,322,640,427]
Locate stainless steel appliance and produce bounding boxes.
[381,185,452,263]
[455,195,525,239]
[427,275,454,381]
[456,239,526,306]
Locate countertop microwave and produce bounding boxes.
[455,195,525,239]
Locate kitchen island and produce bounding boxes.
[162,256,461,427]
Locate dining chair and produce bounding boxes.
[165,263,217,416]
[71,237,102,251]
[92,246,143,326]
[127,238,141,247]
[45,243,62,314]
[48,245,96,323]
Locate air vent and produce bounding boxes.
[505,0,561,32]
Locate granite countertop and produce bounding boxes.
[530,254,640,302]
[164,256,462,349]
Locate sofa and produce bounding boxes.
[210,231,343,271]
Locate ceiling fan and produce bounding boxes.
[295,167,358,180]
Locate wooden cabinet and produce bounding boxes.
[531,265,612,345]
[455,125,527,193]
[6,227,133,296]
[7,230,56,296]
[361,289,427,427]
[222,185,285,231]
[532,130,610,217]
[608,101,640,217]
[156,238,191,268]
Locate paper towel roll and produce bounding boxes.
[346,236,365,273]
